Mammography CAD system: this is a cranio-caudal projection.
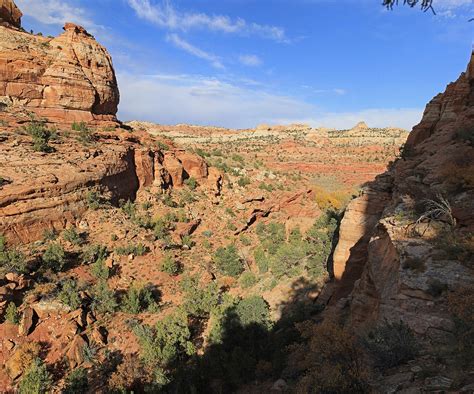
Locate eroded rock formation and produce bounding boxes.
[0,130,212,244]
[331,52,474,337]
[0,3,119,123]
[0,0,21,28]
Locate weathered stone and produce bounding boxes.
[0,0,21,28]
[91,326,107,345]
[66,334,88,368]
[424,376,453,391]
[0,18,119,122]
[19,307,38,336]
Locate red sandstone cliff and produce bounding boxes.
[0,2,119,123]
[331,52,474,336]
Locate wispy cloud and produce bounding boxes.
[15,0,99,32]
[434,0,474,18]
[118,72,422,130]
[127,0,289,42]
[239,54,263,67]
[304,86,348,96]
[166,34,224,69]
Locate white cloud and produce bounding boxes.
[166,34,224,69]
[15,0,98,32]
[117,72,423,130]
[239,54,263,67]
[275,108,423,130]
[434,0,474,17]
[127,0,288,42]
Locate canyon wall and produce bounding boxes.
[332,52,474,337]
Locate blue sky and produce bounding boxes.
[15,0,474,129]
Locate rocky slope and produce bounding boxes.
[0,8,119,123]
[331,52,473,346]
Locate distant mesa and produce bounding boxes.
[0,0,119,124]
[352,121,369,130]
[0,0,21,29]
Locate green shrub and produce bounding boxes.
[154,217,175,240]
[226,221,237,231]
[232,154,244,164]
[82,244,109,265]
[115,243,148,256]
[63,368,88,394]
[162,194,177,208]
[42,229,57,241]
[184,177,198,190]
[194,148,209,158]
[85,191,101,210]
[24,121,53,153]
[122,283,159,314]
[90,258,110,280]
[239,272,257,289]
[362,320,419,370]
[156,141,170,151]
[234,296,272,330]
[72,122,94,145]
[202,230,213,238]
[161,254,180,276]
[178,189,196,206]
[180,275,219,317]
[57,279,82,310]
[42,243,66,272]
[270,241,306,279]
[19,358,52,394]
[5,302,20,324]
[237,176,251,188]
[259,182,274,192]
[91,281,117,314]
[0,235,27,274]
[254,247,268,274]
[121,200,137,219]
[256,222,285,255]
[239,235,252,246]
[62,227,85,246]
[214,244,244,277]
[133,309,195,367]
[142,201,153,210]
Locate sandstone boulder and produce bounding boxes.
[19,307,38,336]
[176,151,208,179]
[66,334,88,368]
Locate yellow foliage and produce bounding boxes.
[314,186,352,210]
[6,342,41,380]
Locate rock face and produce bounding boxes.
[0,7,119,123]
[0,130,210,244]
[0,0,21,28]
[331,52,474,336]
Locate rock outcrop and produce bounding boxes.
[0,130,210,244]
[0,0,21,29]
[331,52,474,336]
[0,2,119,123]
